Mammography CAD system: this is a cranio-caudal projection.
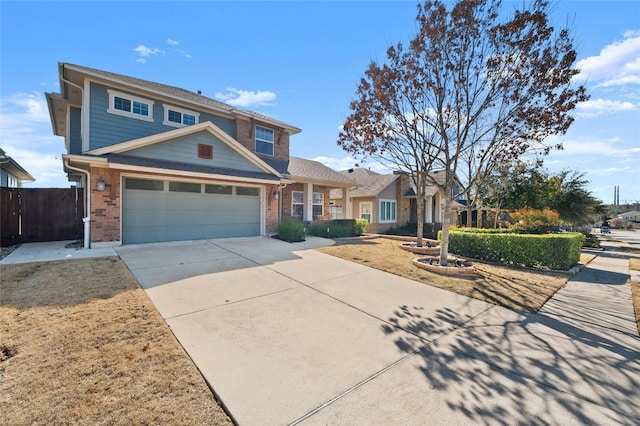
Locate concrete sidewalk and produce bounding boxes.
[116,236,640,425]
[0,240,117,264]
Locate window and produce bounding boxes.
[292,191,304,216]
[205,184,232,195]
[125,178,164,191]
[163,104,200,127]
[107,89,153,122]
[236,187,259,196]
[360,202,372,223]
[312,192,324,217]
[379,200,397,222]
[291,191,323,217]
[255,126,274,156]
[169,181,201,193]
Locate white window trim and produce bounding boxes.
[107,89,154,122]
[312,192,324,217]
[359,201,372,222]
[162,103,200,128]
[255,125,275,156]
[379,199,397,223]
[292,190,304,216]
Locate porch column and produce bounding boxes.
[303,182,313,221]
[342,188,352,219]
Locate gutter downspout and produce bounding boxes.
[64,158,91,249]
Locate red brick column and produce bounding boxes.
[90,167,121,244]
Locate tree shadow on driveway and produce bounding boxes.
[382,304,640,424]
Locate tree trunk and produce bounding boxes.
[439,196,453,266]
[416,196,424,247]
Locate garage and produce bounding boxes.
[122,177,261,244]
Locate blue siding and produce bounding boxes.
[69,107,82,154]
[88,82,236,151]
[127,131,264,172]
[1,170,8,187]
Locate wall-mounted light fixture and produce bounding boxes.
[274,190,279,200]
[96,177,106,191]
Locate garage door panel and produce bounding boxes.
[122,178,261,244]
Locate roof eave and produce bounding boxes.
[62,63,301,135]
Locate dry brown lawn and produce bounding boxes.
[318,238,595,313]
[630,258,640,332]
[0,257,231,426]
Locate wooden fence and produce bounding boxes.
[1,187,84,247]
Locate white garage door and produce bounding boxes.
[122,177,261,244]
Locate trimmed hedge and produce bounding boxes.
[439,230,584,270]
[451,227,516,234]
[307,219,368,238]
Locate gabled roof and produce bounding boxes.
[262,157,355,188]
[53,62,301,135]
[338,168,399,198]
[86,121,282,178]
[0,148,35,183]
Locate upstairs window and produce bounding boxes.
[107,89,153,122]
[163,104,200,127]
[255,126,274,156]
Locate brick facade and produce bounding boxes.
[280,183,330,222]
[235,118,290,160]
[265,184,279,233]
[90,167,121,244]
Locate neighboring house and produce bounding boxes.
[329,168,404,233]
[329,168,464,233]
[0,148,35,188]
[46,63,353,247]
[617,210,640,229]
[618,210,640,222]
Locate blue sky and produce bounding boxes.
[1,1,638,205]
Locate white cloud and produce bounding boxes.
[575,98,639,117]
[166,38,180,46]
[575,30,640,87]
[0,92,68,187]
[214,87,277,107]
[133,45,165,63]
[587,166,633,176]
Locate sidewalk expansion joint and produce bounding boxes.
[287,304,496,425]
[163,286,300,320]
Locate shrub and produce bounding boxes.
[581,231,600,249]
[307,219,368,238]
[277,220,305,242]
[442,229,584,270]
[507,207,560,234]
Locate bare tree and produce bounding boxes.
[338,0,588,265]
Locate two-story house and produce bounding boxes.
[46,63,353,247]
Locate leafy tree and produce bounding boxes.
[338,0,588,265]
[479,163,603,226]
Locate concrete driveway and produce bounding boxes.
[116,236,640,425]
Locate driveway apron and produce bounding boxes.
[116,237,640,425]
